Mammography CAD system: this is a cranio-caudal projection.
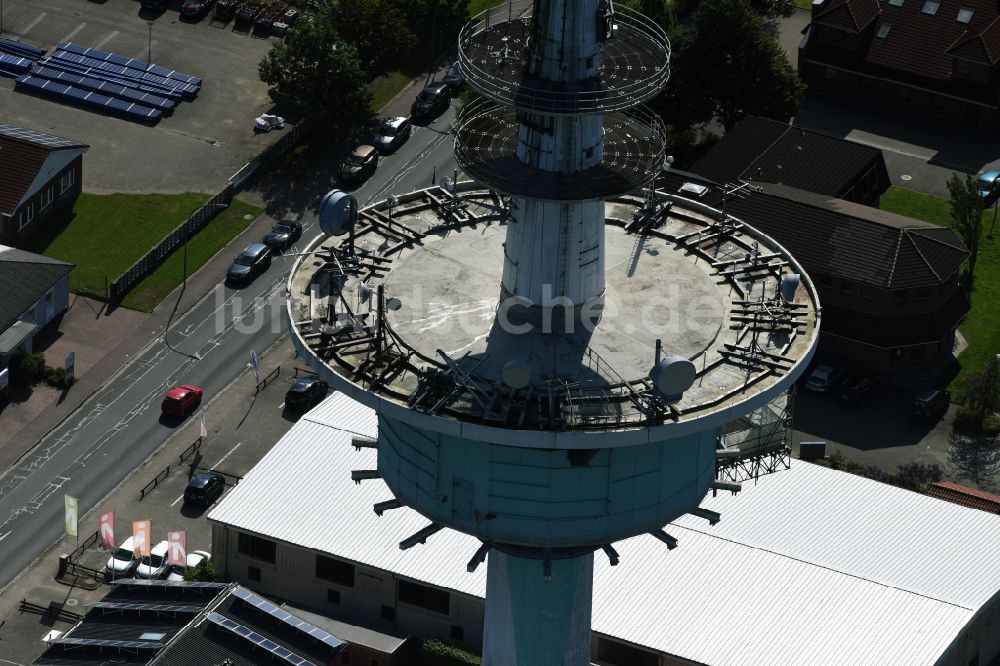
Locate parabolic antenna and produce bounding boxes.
[502,360,532,390]
[385,297,402,311]
[650,354,696,401]
[319,190,358,236]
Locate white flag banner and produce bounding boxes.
[99,510,115,551]
[249,350,260,383]
[199,405,207,438]
[167,531,187,567]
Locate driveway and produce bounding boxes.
[0,0,282,193]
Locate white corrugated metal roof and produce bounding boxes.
[210,392,1000,666]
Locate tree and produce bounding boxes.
[258,13,371,132]
[748,0,796,37]
[960,354,1000,434]
[666,0,804,131]
[401,0,470,56]
[325,0,416,77]
[185,558,221,582]
[946,173,986,286]
[948,431,1000,489]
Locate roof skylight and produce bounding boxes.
[888,0,904,6]
[922,0,940,14]
[957,7,974,22]
[876,23,892,38]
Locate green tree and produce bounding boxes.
[946,173,986,285]
[258,13,371,131]
[326,0,416,76]
[667,0,804,131]
[185,558,221,582]
[401,0,471,56]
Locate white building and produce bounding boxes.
[209,392,1000,666]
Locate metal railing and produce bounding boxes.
[140,465,171,500]
[255,365,280,394]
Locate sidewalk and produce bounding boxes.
[0,61,449,476]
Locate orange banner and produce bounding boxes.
[132,520,151,557]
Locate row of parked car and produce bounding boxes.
[803,362,950,420]
[106,536,212,580]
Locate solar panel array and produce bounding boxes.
[232,586,344,650]
[205,612,320,666]
[0,54,31,78]
[87,601,204,613]
[0,121,82,148]
[13,41,201,123]
[49,636,164,650]
[0,37,45,61]
[110,578,228,589]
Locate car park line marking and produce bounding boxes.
[170,494,185,507]
[213,442,243,470]
[61,23,87,44]
[22,12,47,36]
[279,402,285,410]
[94,30,119,50]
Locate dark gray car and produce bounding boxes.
[226,243,272,284]
[373,117,412,154]
[263,220,303,251]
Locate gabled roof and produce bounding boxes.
[813,0,881,32]
[690,117,889,199]
[663,172,968,289]
[0,245,74,333]
[0,122,87,216]
[928,481,1000,513]
[947,16,1000,64]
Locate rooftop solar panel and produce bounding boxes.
[205,612,320,666]
[49,637,164,649]
[0,120,82,148]
[39,58,185,102]
[110,578,228,588]
[231,586,344,650]
[87,601,203,613]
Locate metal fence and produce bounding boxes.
[108,117,313,304]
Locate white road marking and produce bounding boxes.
[170,494,184,507]
[94,30,119,50]
[278,402,285,410]
[213,442,243,469]
[21,12,47,36]
[61,23,88,44]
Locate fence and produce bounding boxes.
[20,598,84,623]
[108,116,314,303]
[67,530,100,563]
[256,365,280,393]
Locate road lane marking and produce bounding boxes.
[170,494,184,507]
[21,12,47,36]
[279,402,285,409]
[213,442,243,469]
[61,23,87,44]
[94,30,119,50]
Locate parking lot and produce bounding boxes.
[0,0,285,194]
[0,334,314,662]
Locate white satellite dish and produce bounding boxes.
[780,274,801,303]
[502,360,532,390]
[385,297,402,311]
[650,354,696,401]
[319,190,358,236]
[441,176,454,192]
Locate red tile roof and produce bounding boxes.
[814,0,881,32]
[927,482,1000,514]
[947,16,1000,64]
[0,123,87,216]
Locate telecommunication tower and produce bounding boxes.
[289,2,820,664]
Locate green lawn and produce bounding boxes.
[880,186,1000,392]
[120,199,263,312]
[23,193,262,312]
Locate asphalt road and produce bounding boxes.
[0,104,460,592]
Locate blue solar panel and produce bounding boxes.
[204,612,321,666]
[54,46,199,97]
[41,58,185,102]
[49,637,163,649]
[0,37,45,61]
[16,74,163,121]
[231,586,344,650]
[0,54,31,77]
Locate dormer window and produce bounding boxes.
[957,7,974,22]
[922,0,940,15]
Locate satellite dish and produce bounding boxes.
[650,354,696,401]
[385,297,402,311]
[780,274,801,303]
[441,176,454,192]
[502,360,532,390]
[663,155,675,169]
[319,190,358,236]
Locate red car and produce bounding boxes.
[161,385,203,417]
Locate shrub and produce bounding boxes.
[185,559,221,582]
[420,639,480,666]
[45,366,74,390]
[9,352,47,385]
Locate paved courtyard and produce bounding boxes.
[0,0,285,193]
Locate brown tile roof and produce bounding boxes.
[927,481,1000,514]
[690,117,890,200]
[662,171,969,289]
[947,16,1000,64]
[814,0,881,32]
[0,122,87,216]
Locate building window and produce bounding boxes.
[18,204,35,231]
[248,565,261,581]
[238,532,276,564]
[328,589,341,605]
[380,605,395,621]
[316,555,355,587]
[398,579,451,615]
[41,186,54,211]
[956,7,973,22]
[876,23,891,38]
[824,67,838,81]
[59,169,76,195]
[894,289,908,304]
[451,625,464,641]
[922,0,940,14]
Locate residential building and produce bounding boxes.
[799,0,1000,131]
[0,122,87,248]
[208,393,1000,666]
[0,245,73,371]
[690,116,891,206]
[928,481,1000,513]
[662,171,969,374]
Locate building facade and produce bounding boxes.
[0,123,87,248]
[0,245,73,370]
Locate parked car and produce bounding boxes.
[441,61,464,90]
[184,471,227,507]
[263,220,303,251]
[911,388,951,421]
[140,0,166,11]
[226,242,272,284]
[180,0,215,19]
[373,116,412,154]
[135,540,170,579]
[410,82,453,119]
[166,550,212,581]
[836,372,877,405]
[977,169,1000,207]
[804,363,845,393]
[339,145,378,184]
[161,385,203,417]
[106,536,139,576]
[285,377,329,411]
